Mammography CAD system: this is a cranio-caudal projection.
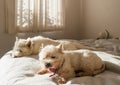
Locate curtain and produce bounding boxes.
[15,0,65,33]
[4,0,65,34]
[4,0,16,34]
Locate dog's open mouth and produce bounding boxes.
[49,67,57,73]
[49,67,58,77]
[48,60,64,77]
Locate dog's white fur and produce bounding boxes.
[12,36,90,57]
[38,44,105,83]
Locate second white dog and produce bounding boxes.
[12,36,91,57]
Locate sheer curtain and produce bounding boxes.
[15,0,65,33]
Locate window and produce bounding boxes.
[16,0,65,32]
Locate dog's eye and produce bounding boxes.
[51,56,56,59]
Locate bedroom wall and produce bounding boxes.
[82,0,120,39]
[0,0,14,56]
[0,0,82,56]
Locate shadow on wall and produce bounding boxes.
[0,34,15,57]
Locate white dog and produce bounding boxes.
[38,44,105,84]
[12,36,91,57]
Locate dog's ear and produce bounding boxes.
[57,44,64,53]
[16,37,19,41]
[39,43,44,52]
[26,38,32,48]
[41,43,44,49]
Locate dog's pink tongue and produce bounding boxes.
[49,67,57,77]
[49,67,57,73]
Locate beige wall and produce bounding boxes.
[0,0,4,33]
[0,0,14,56]
[82,0,120,39]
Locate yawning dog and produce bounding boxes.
[12,36,90,57]
[37,44,105,84]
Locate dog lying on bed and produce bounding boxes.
[12,36,90,57]
[37,44,105,84]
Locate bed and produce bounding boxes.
[0,39,120,85]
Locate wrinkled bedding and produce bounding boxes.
[0,50,120,85]
[79,39,120,56]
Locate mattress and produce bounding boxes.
[0,39,120,85]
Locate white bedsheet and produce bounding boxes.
[0,51,120,85]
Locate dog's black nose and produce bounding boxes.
[45,63,51,68]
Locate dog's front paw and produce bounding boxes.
[57,77,66,84]
[37,69,48,74]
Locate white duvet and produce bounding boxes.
[0,51,120,85]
